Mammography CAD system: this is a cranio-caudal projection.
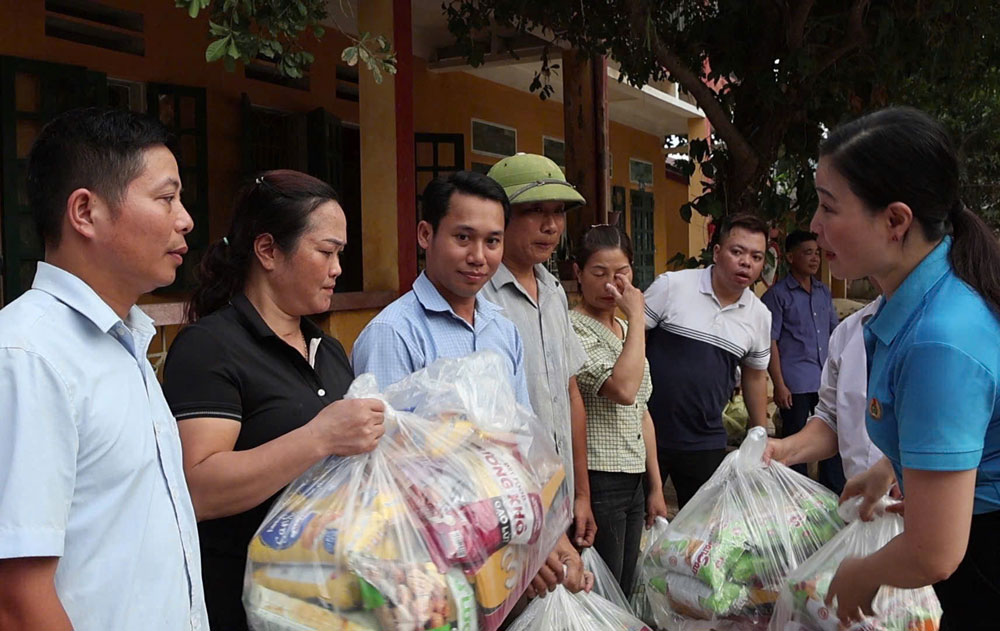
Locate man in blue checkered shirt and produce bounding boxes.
[352,170,590,600]
[353,171,530,408]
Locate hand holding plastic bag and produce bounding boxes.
[636,428,844,630]
[581,547,629,612]
[769,496,941,631]
[243,351,572,631]
[507,581,653,631]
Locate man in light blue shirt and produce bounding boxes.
[0,108,208,630]
[353,171,530,407]
[353,171,590,599]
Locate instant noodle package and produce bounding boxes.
[769,496,941,631]
[634,428,844,630]
[243,352,572,631]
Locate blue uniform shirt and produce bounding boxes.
[762,274,839,393]
[352,271,532,408]
[864,237,1000,514]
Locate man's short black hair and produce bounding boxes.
[26,106,174,246]
[784,229,818,252]
[713,213,769,247]
[420,171,511,232]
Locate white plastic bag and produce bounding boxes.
[630,516,670,625]
[769,496,942,631]
[636,428,844,630]
[243,351,572,631]
[507,582,653,631]
[581,547,630,612]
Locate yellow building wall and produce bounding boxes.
[358,0,399,293]
[413,57,565,174]
[0,0,360,241]
[686,117,712,258]
[0,0,379,344]
[326,308,383,356]
[0,3,706,346]
[609,121,691,275]
[413,60,693,274]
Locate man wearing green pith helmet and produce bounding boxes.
[483,153,597,598]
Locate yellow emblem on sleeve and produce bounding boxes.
[869,397,882,420]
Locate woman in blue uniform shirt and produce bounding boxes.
[811,107,1000,630]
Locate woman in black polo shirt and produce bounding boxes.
[162,170,385,631]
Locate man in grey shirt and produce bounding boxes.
[484,153,596,552]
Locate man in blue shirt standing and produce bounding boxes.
[762,230,842,489]
[352,170,588,601]
[352,171,529,405]
[0,108,208,630]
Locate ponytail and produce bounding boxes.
[187,237,247,323]
[949,204,1000,314]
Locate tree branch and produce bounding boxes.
[815,0,870,74]
[622,0,758,174]
[786,0,816,50]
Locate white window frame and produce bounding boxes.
[542,135,566,167]
[107,77,146,113]
[629,157,655,186]
[471,118,518,158]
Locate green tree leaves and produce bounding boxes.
[178,0,397,83]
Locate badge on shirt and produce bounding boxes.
[868,397,882,420]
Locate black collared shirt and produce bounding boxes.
[162,293,353,628]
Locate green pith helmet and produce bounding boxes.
[487,153,586,208]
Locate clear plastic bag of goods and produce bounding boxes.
[769,496,942,631]
[243,351,572,631]
[630,516,670,625]
[581,547,630,612]
[634,427,844,631]
[506,581,654,631]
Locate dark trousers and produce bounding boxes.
[779,392,846,493]
[935,509,1000,630]
[657,447,728,509]
[588,470,646,599]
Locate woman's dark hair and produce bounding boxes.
[421,171,511,230]
[821,106,1000,313]
[187,169,339,322]
[574,224,634,268]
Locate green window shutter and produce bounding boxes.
[0,56,107,304]
[147,83,208,293]
[307,107,343,194]
[631,190,655,291]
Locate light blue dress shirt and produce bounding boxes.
[352,271,531,408]
[0,263,208,630]
[864,238,1000,514]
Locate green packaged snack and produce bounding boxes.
[771,497,942,631]
[632,428,844,630]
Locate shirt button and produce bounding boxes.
[317,389,326,397]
